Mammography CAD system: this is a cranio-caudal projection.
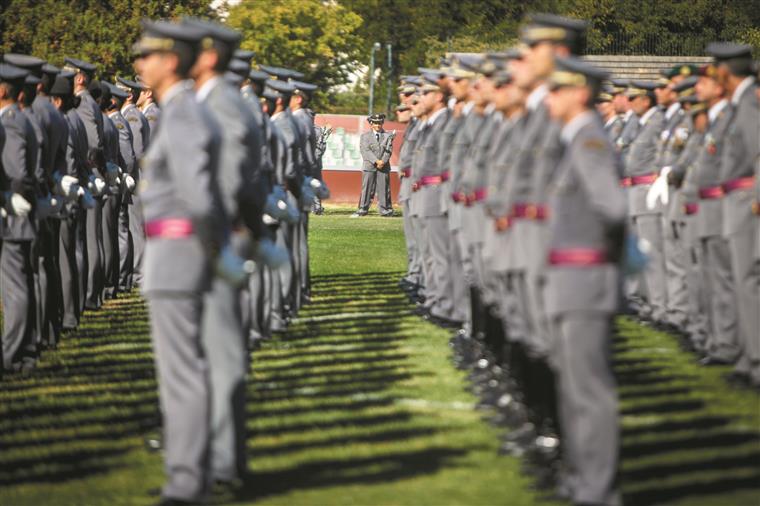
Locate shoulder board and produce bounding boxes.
[115,122,124,129]
[146,115,156,121]
[127,116,138,122]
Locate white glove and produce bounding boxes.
[253,237,289,268]
[262,213,279,225]
[4,192,32,217]
[55,173,79,198]
[264,193,289,222]
[645,167,671,210]
[36,194,62,220]
[88,175,107,196]
[124,174,136,193]
[215,243,254,287]
[309,177,331,200]
[269,185,300,224]
[79,187,97,209]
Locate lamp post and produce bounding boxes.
[385,43,392,115]
[368,41,381,115]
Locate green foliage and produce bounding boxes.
[0,0,214,79]
[226,0,364,111]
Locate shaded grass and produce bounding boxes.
[0,206,758,506]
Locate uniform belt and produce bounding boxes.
[494,214,512,232]
[699,185,724,199]
[418,175,443,186]
[145,218,194,239]
[451,191,466,203]
[512,202,547,220]
[722,176,755,194]
[548,248,608,266]
[466,187,487,206]
[401,167,411,178]
[629,173,658,186]
[683,202,699,215]
[620,177,632,187]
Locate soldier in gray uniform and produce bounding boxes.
[395,99,421,289]
[691,64,740,365]
[624,80,667,322]
[655,66,697,331]
[138,81,160,134]
[410,72,455,325]
[133,19,230,503]
[185,16,266,488]
[544,56,626,506]
[117,76,150,289]
[0,63,38,373]
[597,88,623,140]
[355,113,394,217]
[64,58,107,311]
[707,43,760,385]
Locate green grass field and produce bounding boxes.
[0,206,758,506]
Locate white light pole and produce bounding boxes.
[369,41,381,115]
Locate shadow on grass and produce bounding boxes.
[240,271,460,502]
[0,293,160,485]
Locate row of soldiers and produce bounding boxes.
[395,12,759,506]
[1,16,330,505]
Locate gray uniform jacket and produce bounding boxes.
[397,118,419,203]
[22,108,46,193]
[65,109,90,184]
[359,130,393,172]
[141,102,160,135]
[694,102,732,238]
[201,79,265,233]
[241,85,273,179]
[121,103,150,161]
[108,110,136,204]
[75,90,105,168]
[271,111,300,195]
[545,113,626,316]
[605,115,624,142]
[411,107,450,218]
[674,130,704,228]
[139,83,227,294]
[32,95,67,190]
[616,110,640,163]
[720,79,759,236]
[292,108,320,179]
[625,107,665,216]
[1,104,37,241]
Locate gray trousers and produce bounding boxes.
[726,228,760,379]
[102,195,120,297]
[358,170,392,214]
[148,294,210,501]
[1,240,36,369]
[118,201,134,290]
[75,209,88,314]
[271,223,294,331]
[37,221,62,346]
[448,228,469,323]
[701,236,741,361]
[663,217,689,327]
[59,215,80,329]
[129,196,145,285]
[553,311,620,506]
[201,278,248,482]
[299,213,310,296]
[85,202,104,309]
[245,265,272,342]
[685,235,708,345]
[401,200,422,285]
[420,215,453,319]
[633,214,667,321]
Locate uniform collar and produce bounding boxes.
[426,106,447,126]
[731,76,754,105]
[665,102,681,120]
[270,111,284,121]
[708,98,728,123]
[639,106,658,126]
[560,110,595,145]
[526,83,549,111]
[623,109,634,121]
[160,80,190,107]
[604,114,620,128]
[196,75,222,103]
[121,103,136,115]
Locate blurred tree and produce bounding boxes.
[0,0,214,78]
[227,0,364,111]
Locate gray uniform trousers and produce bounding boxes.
[37,220,62,346]
[700,235,740,361]
[419,213,454,319]
[401,199,422,285]
[148,294,210,500]
[245,264,272,342]
[201,277,247,482]
[552,311,620,506]
[1,240,37,369]
[85,200,105,309]
[358,169,392,213]
[299,212,310,296]
[59,214,80,329]
[118,201,134,290]
[75,209,88,314]
[663,204,690,327]
[129,195,145,285]
[102,194,121,297]
[632,212,667,321]
[271,220,295,331]
[683,216,709,346]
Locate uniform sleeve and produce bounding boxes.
[1,116,30,194]
[572,135,628,226]
[359,133,376,164]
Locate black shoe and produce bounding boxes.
[723,370,751,387]
[699,356,734,366]
[154,498,199,506]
